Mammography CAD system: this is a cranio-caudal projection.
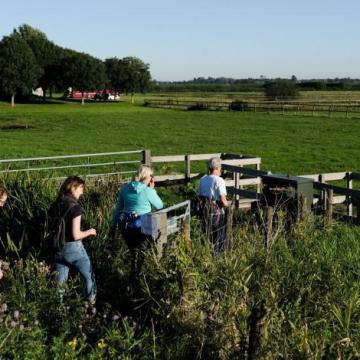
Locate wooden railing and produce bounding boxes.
[301,172,360,220]
[144,150,261,185]
[221,164,360,223]
[144,98,360,118]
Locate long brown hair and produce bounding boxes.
[56,176,85,201]
[0,186,7,197]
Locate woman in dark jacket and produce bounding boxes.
[49,176,96,303]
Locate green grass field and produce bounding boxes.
[1,96,360,357]
[1,98,359,175]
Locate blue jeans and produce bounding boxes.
[55,241,96,302]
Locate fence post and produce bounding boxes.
[346,172,353,217]
[325,188,333,224]
[319,174,326,212]
[357,201,360,225]
[256,162,261,194]
[234,171,240,209]
[142,149,151,166]
[185,155,191,181]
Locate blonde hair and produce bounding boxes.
[134,165,154,183]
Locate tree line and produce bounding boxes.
[0,25,152,106]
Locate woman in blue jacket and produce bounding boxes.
[111,165,163,275]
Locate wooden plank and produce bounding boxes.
[238,178,261,186]
[314,182,360,200]
[322,172,347,181]
[222,164,268,177]
[350,172,360,181]
[331,195,346,205]
[151,155,186,163]
[189,153,221,161]
[227,187,262,199]
[239,199,259,209]
[222,158,261,166]
[225,178,260,187]
[301,174,320,181]
[156,173,201,182]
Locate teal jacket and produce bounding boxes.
[111,181,163,227]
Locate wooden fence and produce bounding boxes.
[301,172,360,221]
[221,164,360,224]
[144,98,360,117]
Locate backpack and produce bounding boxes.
[47,201,77,251]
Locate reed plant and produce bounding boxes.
[0,176,359,358]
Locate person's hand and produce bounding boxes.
[149,177,155,188]
[88,228,97,237]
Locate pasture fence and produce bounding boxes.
[222,164,360,225]
[144,98,360,118]
[1,150,359,226]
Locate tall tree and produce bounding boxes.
[18,24,60,100]
[0,30,42,106]
[264,79,299,101]
[61,51,106,104]
[105,56,152,103]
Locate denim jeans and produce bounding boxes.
[54,241,96,301]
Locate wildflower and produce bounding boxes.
[1,303,8,312]
[112,314,120,321]
[19,324,25,331]
[11,320,16,327]
[68,338,77,350]
[34,320,39,326]
[13,310,20,319]
[97,338,107,350]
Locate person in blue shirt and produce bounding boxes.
[111,165,163,275]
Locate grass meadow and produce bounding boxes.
[1,95,360,358]
[1,96,360,175]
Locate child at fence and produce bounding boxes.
[48,176,97,303]
[0,186,8,279]
[110,165,163,276]
[197,157,229,252]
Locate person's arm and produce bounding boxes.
[219,194,228,207]
[218,177,228,207]
[146,187,164,210]
[72,215,96,241]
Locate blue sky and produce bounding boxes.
[1,0,359,81]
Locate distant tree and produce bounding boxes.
[264,79,299,101]
[0,30,42,106]
[62,51,107,104]
[18,24,60,100]
[105,56,151,103]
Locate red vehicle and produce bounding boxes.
[69,89,122,101]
